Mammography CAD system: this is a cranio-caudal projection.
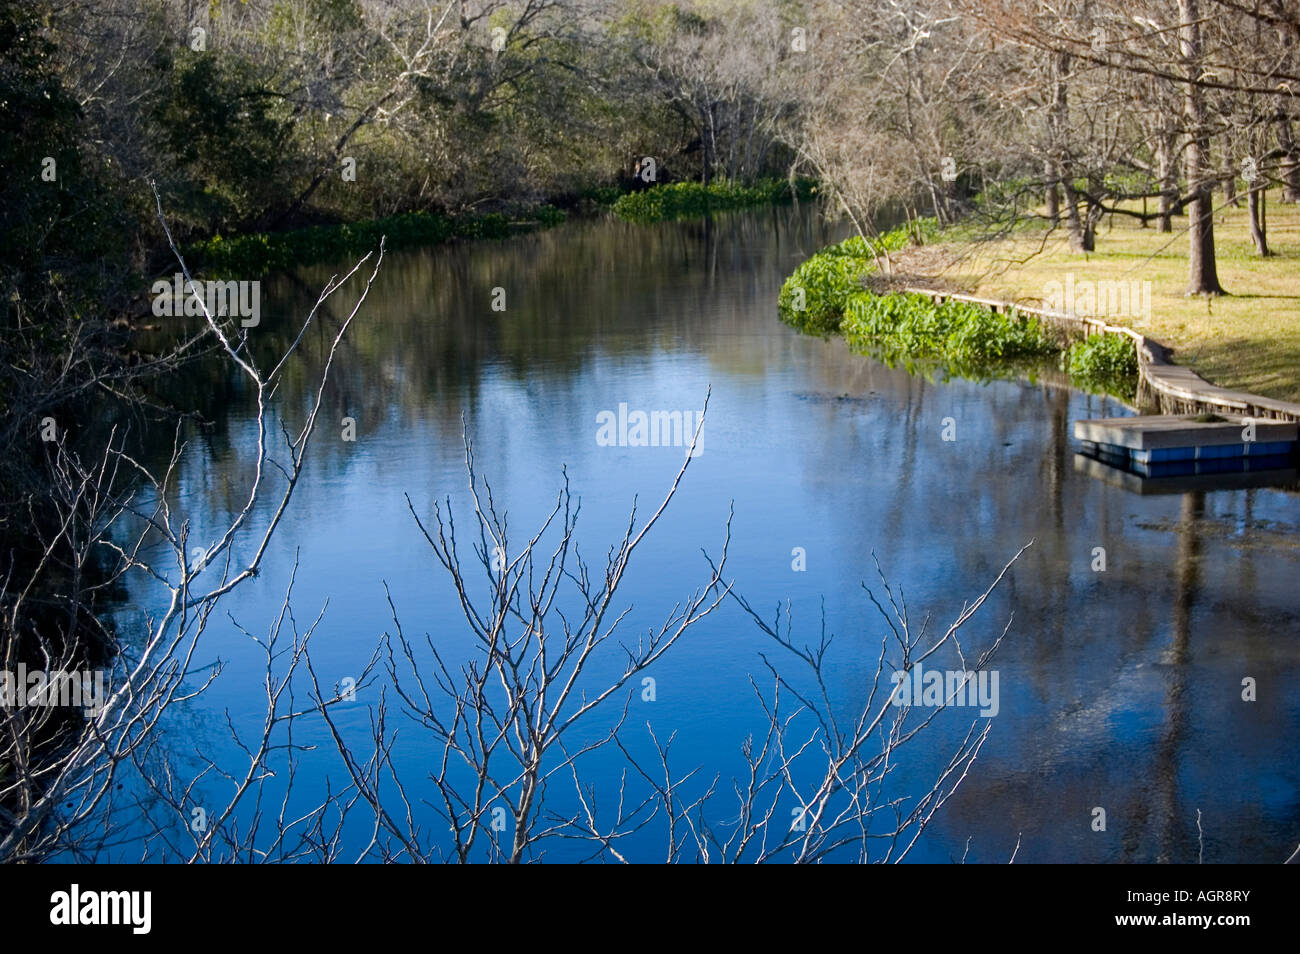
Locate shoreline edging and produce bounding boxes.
[899,287,1300,423]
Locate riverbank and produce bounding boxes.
[891,195,1300,404]
[777,222,1140,399]
[780,198,1300,411]
[187,180,817,278]
[187,204,569,278]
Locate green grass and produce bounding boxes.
[777,221,941,334]
[843,293,1054,364]
[927,191,1300,402]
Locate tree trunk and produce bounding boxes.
[1156,129,1175,232]
[942,170,957,223]
[1180,0,1224,295]
[726,104,737,181]
[928,175,946,225]
[700,101,716,186]
[1223,168,1238,207]
[1062,176,1091,252]
[1045,159,1059,224]
[1278,118,1300,202]
[1248,185,1270,256]
[1084,192,1104,249]
[1049,53,1089,250]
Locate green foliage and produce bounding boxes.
[1102,169,1154,195]
[776,219,939,334]
[970,176,1038,212]
[842,294,1054,371]
[1,0,134,427]
[778,246,875,334]
[150,50,296,232]
[878,218,942,250]
[1061,333,1140,398]
[776,218,1130,387]
[188,207,570,276]
[268,0,363,34]
[533,204,567,227]
[578,185,625,206]
[0,0,123,283]
[612,178,816,223]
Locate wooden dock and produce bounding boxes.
[1074,414,1297,459]
[1071,413,1297,490]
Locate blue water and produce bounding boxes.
[109,206,1300,862]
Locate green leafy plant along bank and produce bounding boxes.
[612,178,817,223]
[777,222,1139,398]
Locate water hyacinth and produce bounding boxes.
[612,178,816,223]
[778,219,1138,399]
[1061,332,1141,398]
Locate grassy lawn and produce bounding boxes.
[900,192,1300,403]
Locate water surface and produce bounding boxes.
[116,205,1300,862]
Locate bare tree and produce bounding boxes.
[1179,0,1225,295]
[0,193,384,861]
[297,407,1029,863]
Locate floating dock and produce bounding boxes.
[1072,453,1298,495]
[1073,414,1298,484]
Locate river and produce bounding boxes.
[112,204,1300,862]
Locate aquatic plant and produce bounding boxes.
[1061,332,1141,398]
[611,178,816,223]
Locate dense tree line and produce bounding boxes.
[0,0,807,537]
[795,0,1300,294]
[2,0,809,256]
[9,0,1298,322]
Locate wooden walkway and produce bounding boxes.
[900,286,1300,422]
